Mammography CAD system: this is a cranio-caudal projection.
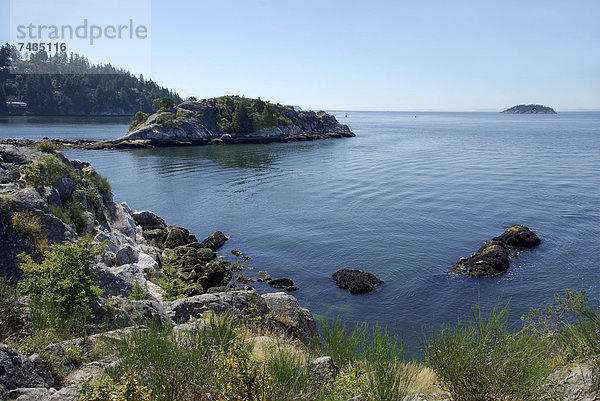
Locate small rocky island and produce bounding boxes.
[87,96,354,149]
[501,104,556,114]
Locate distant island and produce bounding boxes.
[501,104,556,114]
[0,45,181,116]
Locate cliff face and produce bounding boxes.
[113,96,354,146]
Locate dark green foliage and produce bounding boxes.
[152,97,175,113]
[187,96,197,101]
[259,104,277,129]
[18,240,104,322]
[232,99,253,133]
[0,45,181,115]
[502,104,556,113]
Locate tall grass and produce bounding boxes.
[319,317,366,367]
[266,345,315,400]
[113,314,243,401]
[424,305,560,401]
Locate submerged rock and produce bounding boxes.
[332,269,383,294]
[452,225,541,277]
[267,278,298,291]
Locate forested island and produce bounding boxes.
[0,45,180,116]
[501,104,557,114]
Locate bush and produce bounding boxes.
[40,155,68,185]
[18,240,104,326]
[19,163,40,187]
[49,204,71,224]
[129,111,148,131]
[128,281,150,301]
[36,140,57,153]
[215,328,271,401]
[424,305,559,401]
[79,370,152,401]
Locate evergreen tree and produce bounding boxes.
[232,100,253,133]
[260,104,277,129]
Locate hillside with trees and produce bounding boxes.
[0,44,181,116]
[501,104,557,114]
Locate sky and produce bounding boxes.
[2,0,599,111]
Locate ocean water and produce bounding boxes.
[2,111,599,355]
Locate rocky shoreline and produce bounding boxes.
[0,144,320,399]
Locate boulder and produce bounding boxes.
[312,356,339,381]
[492,225,541,249]
[0,344,51,392]
[107,202,137,240]
[453,241,509,276]
[164,290,268,324]
[332,269,383,294]
[261,292,319,344]
[164,226,189,249]
[114,245,139,266]
[131,210,166,231]
[199,231,228,251]
[6,387,55,400]
[104,297,171,327]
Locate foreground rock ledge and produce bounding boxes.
[452,225,541,276]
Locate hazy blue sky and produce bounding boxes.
[2,0,599,111]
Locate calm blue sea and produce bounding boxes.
[2,111,599,355]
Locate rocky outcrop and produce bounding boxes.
[85,96,355,148]
[332,269,384,294]
[452,225,541,276]
[261,292,319,344]
[501,104,556,114]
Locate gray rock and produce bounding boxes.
[48,385,79,401]
[164,226,189,249]
[311,356,339,381]
[10,188,50,213]
[7,387,55,401]
[0,163,20,184]
[54,177,75,201]
[42,186,61,206]
[105,297,171,327]
[261,292,319,344]
[28,354,55,388]
[107,202,136,240]
[0,344,51,391]
[131,210,166,230]
[115,245,139,266]
[165,290,268,324]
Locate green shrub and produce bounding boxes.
[215,328,271,401]
[79,370,152,401]
[129,111,148,131]
[0,278,26,342]
[155,114,177,125]
[40,155,68,185]
[66,201,88,233]
[19,163,40,187]
[318,364,368,401]
[18,240,104,326]
[424,305,559,401]
[36,140,57,153]
[128,281,150,301]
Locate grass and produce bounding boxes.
[12,210,47,259]
[424,305,560,401]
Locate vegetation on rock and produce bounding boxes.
[501,104,557,114]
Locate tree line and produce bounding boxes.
[0,44,181,115]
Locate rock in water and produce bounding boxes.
[492,225,541,249]
[332,269,383,294]
[452,225,541,276]
[453,241,509,276]
[199,230,229,251]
